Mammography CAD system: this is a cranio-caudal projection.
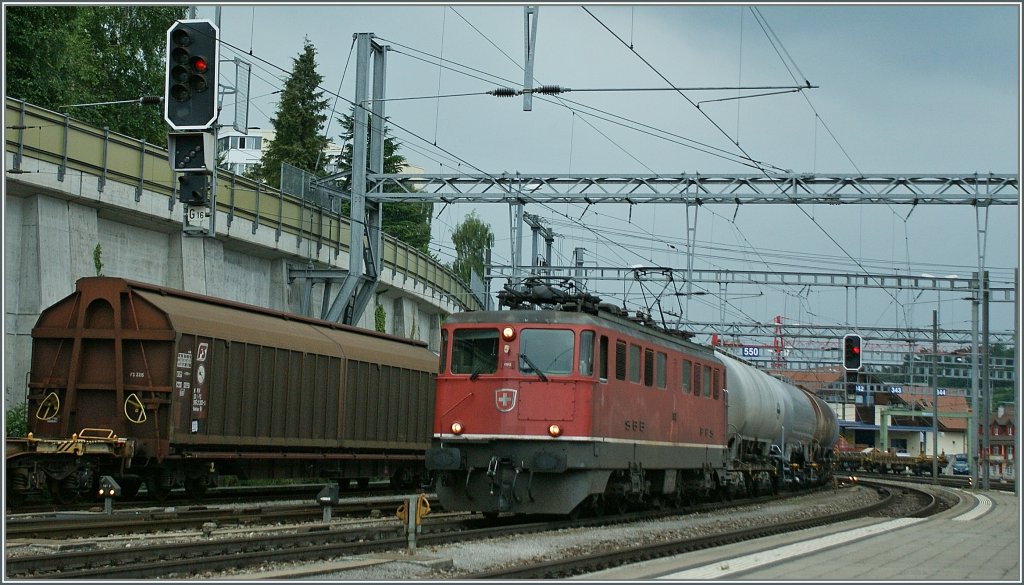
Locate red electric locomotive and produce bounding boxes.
[426,280,838,517]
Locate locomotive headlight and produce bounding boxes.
[451,421,464,435]
[548,424,562,437]
[501,327,516,341]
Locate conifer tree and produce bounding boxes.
[335,110,433,254]
[250,38,330,188]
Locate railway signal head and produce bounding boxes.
[98,475,122,498]
[177,172,209,206]
[168,131,215,171]
[843,334,863,371]
[164,20,219,130]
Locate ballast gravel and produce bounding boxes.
[9,482,934,580]
[215,484,885,580]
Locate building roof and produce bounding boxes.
[774,365,846,391]
[994,404,1016,426]
[891,389,970,431]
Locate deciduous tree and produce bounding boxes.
[5,6,186,145]
[451,211,495,284]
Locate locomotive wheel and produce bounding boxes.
[567,502,584,521]
[607,496,629,516]
[592,495,606,517]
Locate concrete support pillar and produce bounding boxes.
[6,195,99,404]
[392,297,406,337]
[30,195,76,309]
[170,234,224,296]
[268,258,290,312]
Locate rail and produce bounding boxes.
[4,98,481,312]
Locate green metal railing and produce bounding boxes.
[4,98,480,312]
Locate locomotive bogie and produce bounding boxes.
[430,439,737,515]
[10,277,437,504]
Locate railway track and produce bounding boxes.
[458,480,938,579]
[849,471,1014,492]
[5,481,400,515]
[5,496,422,540]
[6,483,876,579]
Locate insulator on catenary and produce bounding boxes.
[489,87,518,98]
[534,85,566,94]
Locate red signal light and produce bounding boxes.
[191,56,208,73]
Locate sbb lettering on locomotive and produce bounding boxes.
[624,419,646,432]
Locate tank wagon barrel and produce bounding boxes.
[7,276,437,505]
[716,351,839,488]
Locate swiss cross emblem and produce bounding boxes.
[495,388,517,413]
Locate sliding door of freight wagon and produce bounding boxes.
[173,335,342,449]
[342,361,435,450]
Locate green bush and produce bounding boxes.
[6,402,28,438]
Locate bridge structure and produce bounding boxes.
[3,97,479,405]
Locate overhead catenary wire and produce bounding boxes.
[581,6,909,317]
[382,39,790,172]
[209,11,999,329]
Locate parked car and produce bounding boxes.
[952,454,969,475]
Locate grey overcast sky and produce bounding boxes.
[196,3,1020,343]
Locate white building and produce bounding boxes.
[218,128,351,178]
[217,128,422,179]
[217,128,274,177]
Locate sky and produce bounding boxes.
[193,2,1020,349]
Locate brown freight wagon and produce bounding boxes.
[7,277,437,504]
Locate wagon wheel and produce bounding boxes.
[6,476,28,508]
[49,476,81,505]
[6,470,30,508]
[118,477,142,500]
[184,477,208,500]
[145,473,173,503]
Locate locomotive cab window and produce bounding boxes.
[656,352,667,389]
[519,329,574,376]
[629,344,641,383]
[439,329,448,374]
[580,330,595,377]
[615,340,627,381]
[643,349,654,387]
[451,329,498,376]
[599,335,609,382]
